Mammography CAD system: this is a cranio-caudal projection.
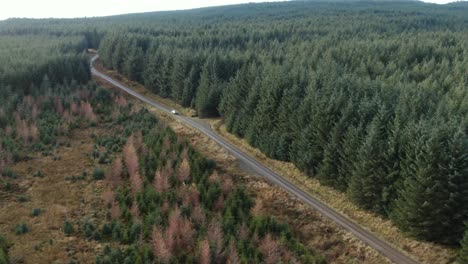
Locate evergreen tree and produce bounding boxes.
[171,52,189,103]
[439,126,468,243]
[219,65,251,132]
[182,65,200,107]
[195,59,221,118]
[348,108,388,214]
[392,123,456,243]
[123,43,144,82]
[143,51,162,94]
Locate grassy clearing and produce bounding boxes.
[0,128,108,264]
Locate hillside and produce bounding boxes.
[1,1,468,263]
[95,0,468,246]
[0,11,329,264]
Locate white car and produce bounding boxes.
[171,109,179,115]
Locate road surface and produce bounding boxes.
[90,55,419,264]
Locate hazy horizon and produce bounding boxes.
[0,0,462,20]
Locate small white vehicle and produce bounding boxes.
[171,109,179,115]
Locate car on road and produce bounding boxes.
[171,109,179,115]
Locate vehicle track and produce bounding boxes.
[91,55,419,264]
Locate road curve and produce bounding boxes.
[90,55,418,264]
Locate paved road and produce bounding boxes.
[90,55,419,264]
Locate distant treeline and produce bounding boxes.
[0,35,91,92]
[96,1,468,247]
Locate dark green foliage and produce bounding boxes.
[101,223,112,237]
[348,110,389,215]
[2,169,18,179]
[91,104,320,263]
[94,0,468,246]
[459,226,468,264]
[83,222,95,239]
[1,0,467,251]
[16,195,29,203]
[0,35,90,90]
[15,223,29,235]
[63,221,74,236]
[31,208,42,217]
[392,123,468,244]
[93,168,105,180]
[0,235,9,264]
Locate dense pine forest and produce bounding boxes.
[1,0,468,262]
[96,0,468,248]
[0,5,324,263]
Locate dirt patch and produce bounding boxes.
[0,128,108,264]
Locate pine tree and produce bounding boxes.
[170,52,189,103]
[273,83,303,161]
[143,52,162,94]
[439,126,468,244]
[195,58,221,118]
[318,101,354,188]
[337,124,364,191]
[64,220,74,236]
[391,123,453,242]
[182,65,200,107]
[112,35,130,73]
[219,65,250,131]
[348,108,388,214]
[381,113,403,215]
[246,64,286,155]
[231,66,261,138]
[123,43,144,82]
[158,52,173,98]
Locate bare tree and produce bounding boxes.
[107,157,123,188]
[207,219,224,261]
[102,188,114,205]
[153,169,169,193]
[110,199,121,220]
[227,239,240,264]
[152,225,171,262]
[177,158,191,183]
[199,239,211,264]
[259,234,280,264]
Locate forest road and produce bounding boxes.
[90,54,419,264]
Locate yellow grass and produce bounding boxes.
[0,128,108,264]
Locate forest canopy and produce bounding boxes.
[1,0,467,251]
[94,0,468,247]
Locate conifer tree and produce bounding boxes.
[392,124,458,243]
[348,108,388,214]
[195,59,221,118]
[123,43,144,82]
